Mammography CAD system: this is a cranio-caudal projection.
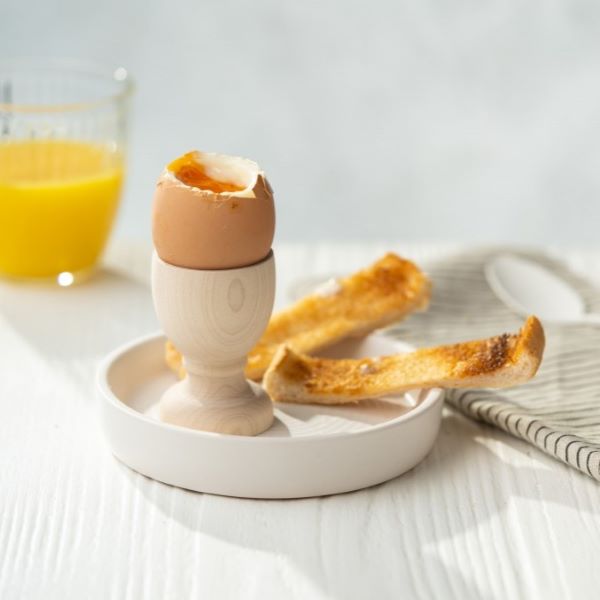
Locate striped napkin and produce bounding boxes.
[387,249,600,482]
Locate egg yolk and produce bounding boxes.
[168,152,246,193]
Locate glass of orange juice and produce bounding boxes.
[0,59,132,285]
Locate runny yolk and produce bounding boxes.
[168,152,246,193]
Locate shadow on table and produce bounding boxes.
[123,407,592,600]
[0,267,156,388]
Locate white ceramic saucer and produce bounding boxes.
[98,333,443,499]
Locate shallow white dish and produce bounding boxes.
[98,333,444,499]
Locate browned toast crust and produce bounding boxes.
[263,316,545,404]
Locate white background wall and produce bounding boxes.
[2,0,600,246]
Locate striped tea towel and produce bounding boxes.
[387,248,600,482]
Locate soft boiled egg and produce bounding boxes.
[152,151,275,269]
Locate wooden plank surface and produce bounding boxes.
[1,241,599,599]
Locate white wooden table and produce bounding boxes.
[1,241,600,600]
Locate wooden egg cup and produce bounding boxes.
[152,251,275,436]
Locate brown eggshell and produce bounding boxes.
[152,153,275,270]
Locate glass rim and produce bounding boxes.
[0,57,134,114]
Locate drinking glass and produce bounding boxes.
[0,58,133,285]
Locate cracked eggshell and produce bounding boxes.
[152,152,275,270]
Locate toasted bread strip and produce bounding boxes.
[165,339,186,380]
[263,316,545,405]
[166,253,431,381]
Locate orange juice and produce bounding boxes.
[0,140,123,279]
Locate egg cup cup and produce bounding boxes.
[152,251,275,436]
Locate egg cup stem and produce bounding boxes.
[152,251,275,436]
